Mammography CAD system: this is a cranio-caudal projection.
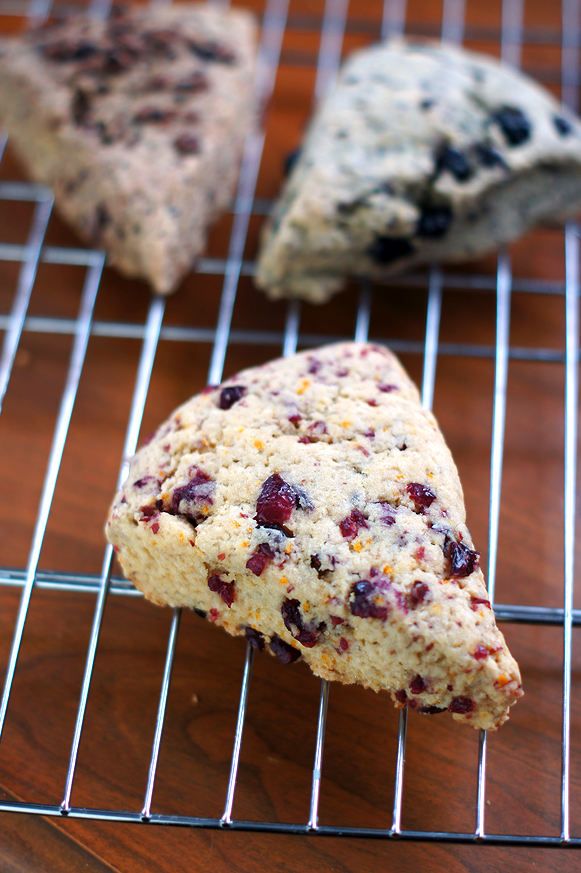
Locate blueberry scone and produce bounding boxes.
[106,343,522,730]
[0,4,256,293]
[256,40,581,303]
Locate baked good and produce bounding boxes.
[255,39,581,303]
[0,4,256,293]
[106,342,522,730]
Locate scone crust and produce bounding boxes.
[0,4,256,293]
[106,343,522,730]
[256,39,581,302]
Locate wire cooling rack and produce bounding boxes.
[0,0,580,853]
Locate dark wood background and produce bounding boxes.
[1,0,581,870]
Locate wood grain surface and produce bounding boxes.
[1,1,580,871]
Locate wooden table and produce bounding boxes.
[1,1,581,871]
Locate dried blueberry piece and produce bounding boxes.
[420,98,435,110]
[218,385,246,410]
[378,503,396,526]
[419,705,446,714]
[174,133,200,155]
[208,573,235,608]
[367,236,415,265]
[492,106,531,146]
[554,115,573,136]
[417,205,453,238]
[256,474,297,525]
[448,696,475,714]
[339,508,368,539]
[444,538,479,577]
[245,627,265,652]
[350,580,389,620]
[409,674,427,694]
[284,147,302,177]
[407,482,436,510]
[281,598,320,647]
[435,145,472,181]
[194,607,207,619]
[269,634,301,664]
[474,142,505,168]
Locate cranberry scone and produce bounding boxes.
[106,343,522,730]
[256,40,581,303]
[0,4,256,293]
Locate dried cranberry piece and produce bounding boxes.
[256,474,297,525]
[419,705,446,714]
[378,503,396,526]
[330,615,344,626]
[188,39,236,63]
[72,87,91,126]
[417,206,452,238]
[407,482,436,510]
[395,689,408,704]
[448,696,475,714]
[339,509,368,539]
[269,634,301,664]
[246,553,267,577]
[350,580,389,620]
[378,383,397,392]
[310,554,322,571]
[284,147,302,177]
[435,145,472,181]
[339,637,349,651]
[175,70,208,93]
[409,581,430,608]
[444,539,479,577]
[208,574,235,608]
[474,645,488,660]
[140,505,158,520]
[165,469,214,525]
[288,413,301,425]
[554,115,572,136]
[409,674,427,694]
[245,627,265,652]
[174,133,200,155]
[41,39,99,61]
[219,385,246,410]
[133,106,176,124]
[470,597,491,611]
[367,236,414,265]
[492,106,531,145]
[281,598,320,647]
[133,476,157,488]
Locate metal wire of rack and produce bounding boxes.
[0,0,580,852]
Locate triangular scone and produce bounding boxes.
[106,343,522,730]
[0,4,256,293]
[256,40,581,303]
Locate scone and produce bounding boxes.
[0,4,256,293]
[106,343,522,730]
[256,40,581,303]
